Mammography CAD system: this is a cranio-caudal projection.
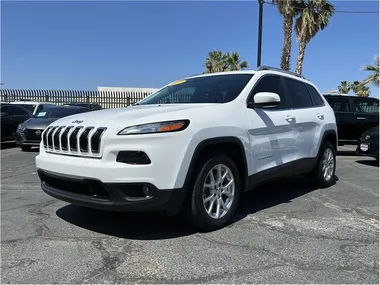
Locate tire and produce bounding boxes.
[309,141,336,188]
[182,153,241,231]
[20,145,32,151]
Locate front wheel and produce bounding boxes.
[309,141,336,188]
[20,145,32,152]
[183,154,241,231]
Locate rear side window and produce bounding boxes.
[306,84,324,107]
[249,75,287,109]
[326,98,350,112]
[354,98,379,114]
[283,77,313,108]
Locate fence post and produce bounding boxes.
[45,90,49,102]
[127,96,130,106]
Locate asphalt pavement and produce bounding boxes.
[1,144,379,284]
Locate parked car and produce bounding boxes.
[356,126,379,161]
[15,105,91,151]
[1,103,32,142]
[35,66,338,231]
[323,94,379,146]
[65,103,102,111]
[10,101,56,115]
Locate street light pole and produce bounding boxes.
[257,0,264,67]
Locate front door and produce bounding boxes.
[246,74,297,175]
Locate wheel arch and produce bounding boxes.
[182,136,249,193]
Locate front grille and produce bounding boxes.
[42,125,107,158]
[23,129,44,141]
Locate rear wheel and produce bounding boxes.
[309,141,336,188]
[183,153,241,231]
[20,145,32,152]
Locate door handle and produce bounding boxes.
[285,115,295,122]
[317,113,324,120]
[357,117,366,120]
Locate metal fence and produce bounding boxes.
[0,89,155,108]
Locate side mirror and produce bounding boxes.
[247,92,281,108]
[0,112,8,117]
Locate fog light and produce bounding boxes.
[116,151,151,165]
[142,186,152,197]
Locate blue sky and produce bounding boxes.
[1,0,379,97]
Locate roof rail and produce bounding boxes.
[255,66,306,79]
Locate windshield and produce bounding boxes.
[34,107,87,118]
[15,104,36,113]
[138,74,253,105]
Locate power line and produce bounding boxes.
[264,1,380,14]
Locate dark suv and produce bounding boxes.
[323,94,379,146]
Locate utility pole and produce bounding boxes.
[257,0,265,67]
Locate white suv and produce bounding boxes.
[35,66,338,231]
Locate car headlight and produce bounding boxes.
[118,120,190,135]
[17,124,25,132]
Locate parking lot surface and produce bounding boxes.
[1,144,379,284]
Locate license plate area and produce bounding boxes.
[360,143,369,151]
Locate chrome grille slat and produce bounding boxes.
[61,126,73,151]
[43,125,107,158]
[53,126,65,150]
[69,127,82,152]
[80,127,93,153]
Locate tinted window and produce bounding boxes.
[283,78,313,108]
[35,107,89,118]
[354,98,379,114]
[306,85,324,107]
[326,98,350,112]
[249,75,287,109]
[14,104,36,113]
[138,74,253,105]
[1,105,29,115]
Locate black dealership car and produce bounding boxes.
[1,103,32,142]
[15,105,90,151]
[356,126,379,161]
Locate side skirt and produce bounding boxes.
[246,158,317,191]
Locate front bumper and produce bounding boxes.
[37,169,186,215]
[355,138,379,158]
[15,130,42,146]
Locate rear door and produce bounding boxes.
[352,97,379,138]
[281,76,324,162]
[325,96,356,141]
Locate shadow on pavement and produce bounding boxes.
[356,159,379,167]
[56,174,338,240]
[0,142,17,150]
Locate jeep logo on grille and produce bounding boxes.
[72,120,83,124]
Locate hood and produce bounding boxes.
[49,103,220,131]
[22,117,59,129]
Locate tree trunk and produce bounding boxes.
[295,37,307,75]
[281,14,293,71]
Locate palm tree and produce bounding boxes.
[224,52,248,71]
[337,81,351,94]
[272,0,305,70]
[361,56,379,87]
[294,0,335,75]
[204,50,228,74]
[351,80,362,96]
[204,50,248,73]
[356,85,371,97]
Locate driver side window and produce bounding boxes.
[248,75,287,109]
